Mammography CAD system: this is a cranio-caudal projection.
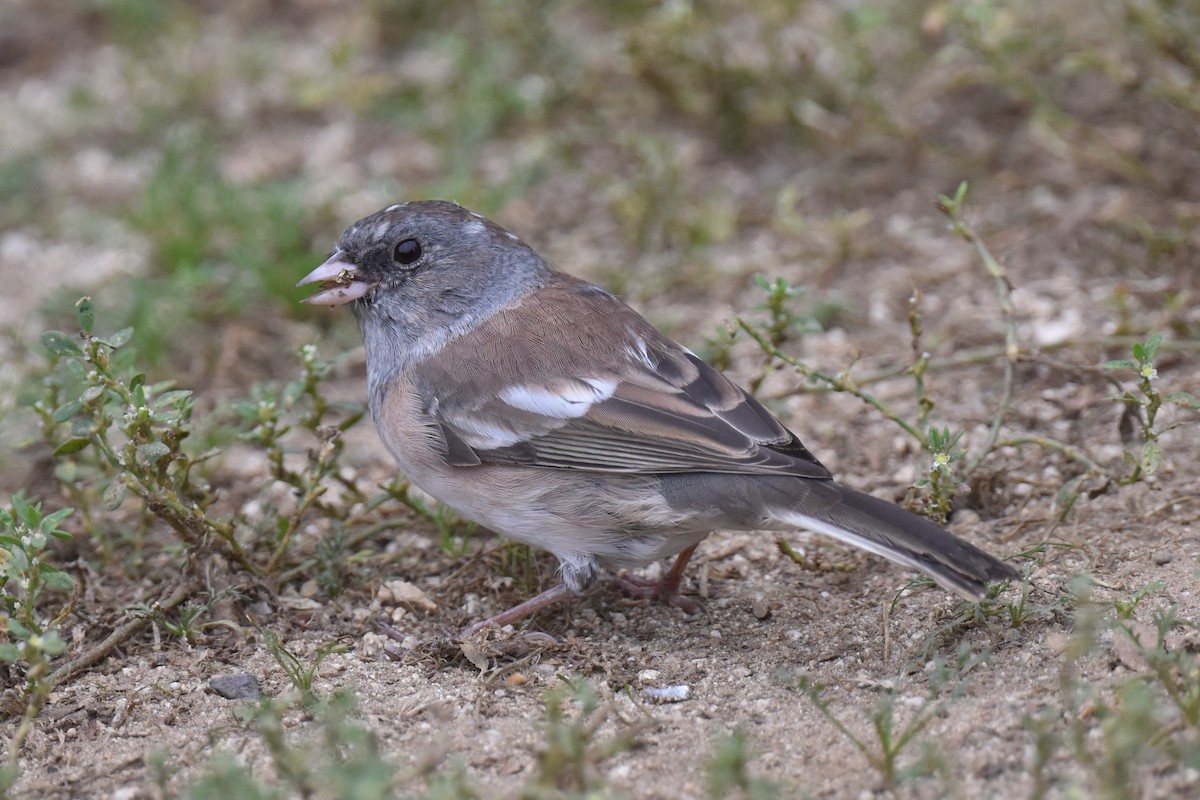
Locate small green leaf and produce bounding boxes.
[40,631,68,656]
[42,331,82,357]
[42,569,75,592]
[64,359,87,383]
[1140,440,1161,475]
[75,297,95,335]
[13,496,38,527]
[1102,359,1137,371]
[1140,332,1162,362]
[953,180,969,205]
[53,438,91,456]
[0,644,21,661]
[153,389,193,408]
[103,480,127,511]
[136,442,171,464]
[80,385,105,403]
[51,400,83,424]
[40,507,74,533]
[101,327,135,349]
[1165,391,1199,409]
[7,619,30,639]
[112,346,136,372]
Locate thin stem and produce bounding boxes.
[936,190,1019,476]
[993,437,1104,475]
[736,317,927,445]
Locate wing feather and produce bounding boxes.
[412,274,831,480]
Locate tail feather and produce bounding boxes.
[770,485,1019,600]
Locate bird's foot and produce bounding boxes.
[610,573,703,614]
[611,543,703,614]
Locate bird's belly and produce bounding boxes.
[383,436,707,565]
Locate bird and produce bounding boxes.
[297,200,1018,635]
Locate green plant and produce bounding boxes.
[233,343,367,573]
[259,627,347,703]
[737,296,974,518]
[794,646,983,790]
[185,692,401,800]
[36,297,257,572]
[905,426,966,524]
[522,675,641,798]
[128,588,241,645]
[1024,585,1200,799]
[0,498,76,774]
[33,298,380,580]
[706,730,781,800]
[744,276,829,396]
[605,133,738,258]
[892,544,1077,661]
[1104,333,1199,482]
[737,182,1189,532]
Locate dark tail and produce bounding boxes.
[771,484,1019,600]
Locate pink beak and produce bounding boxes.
[296,253,374,306]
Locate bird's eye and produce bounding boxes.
[393,238,422,266]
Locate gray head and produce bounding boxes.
[298,200,554,386]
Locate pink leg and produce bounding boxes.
[612,544,702,614]
[459,582,573,638]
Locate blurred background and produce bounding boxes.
[1,0,1195,390]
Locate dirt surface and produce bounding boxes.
[2,3,1199,799]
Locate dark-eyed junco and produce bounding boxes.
[299,201,1018,634]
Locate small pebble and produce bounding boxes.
[752,599,771,620]
[208,674,262,700]
[378,579,438,611]
[359,631,386,659]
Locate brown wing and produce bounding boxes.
[412,273,831,480]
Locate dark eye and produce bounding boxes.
[393,237,422,266]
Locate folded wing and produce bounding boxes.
[412,274,831,480]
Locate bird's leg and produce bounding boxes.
[382,548,702,644]
[612,544,702,614]
[458,582,573,638]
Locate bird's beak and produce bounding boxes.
[296,253,374,306]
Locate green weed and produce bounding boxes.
[522,675,641,798]
[1104,333,1200,482]
[706,730,782,800]
[792,645,984,790]
[259,628,347,704]
[0,498,76,776]
[1024,586,1200,798]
